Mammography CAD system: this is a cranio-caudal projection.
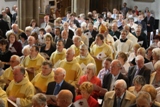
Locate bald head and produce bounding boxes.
[57,90,73,107]
[54,67,66,83]
[61,30,68,39]
[110,59,122,76]
[10,55,20,68]
[114,79,127,97]
[123,25,130,34]
[44,15,49,23]
[12,24,19,33]
[27,36,35,45]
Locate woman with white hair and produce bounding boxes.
[25,26,33,37]
[152,48,160,65]
[32,93,47,107]
[78,63,101,99]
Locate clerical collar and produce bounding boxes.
[120,38,127,42]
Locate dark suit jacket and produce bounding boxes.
[63,38,73,49]
[68,29,74,39]
[144,16,155,32]
[128,65,151,87]
[109,30,121,41]
[135,20,147,32]
[11,41,22,56]
[12,13,17,24]
[103,72,129,91]
[73,19,80,28]
[46,81,75,107]
[0,19,10,38]
[133,32,148,49]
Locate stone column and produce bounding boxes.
[33,0,40,26]
[18,0,26,30]
[71,0,89,16]
[25,0,33,27]
[18,0,41,30]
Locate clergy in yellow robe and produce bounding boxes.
[31,61,54,93]
[76,44,95,74]
[23,46,45,80]
[90,34,112,74]
[70,35,83,57]
[50,40,66,68]
[6,66,35,107]
[58,48,82,87]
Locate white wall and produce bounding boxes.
[0,1,17,12]
[123,0,160,28]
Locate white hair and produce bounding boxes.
[25,26,33,32]
[72,35,81,42]
[32,93,47,106]
[114,79,127,89]
[86,63,97,75]
[66,47,75,55]
[22,46,30,54]
[135,55,144,62]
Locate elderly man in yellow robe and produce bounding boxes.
[2,55,28,88]
[31,61,54,93]
[70,35,83,57]
[57,47,82,87]
[6,66,35,107]
[23,45,45,80]
[50,40,66,68]
[76,44,95,74]
[90,34,112,74]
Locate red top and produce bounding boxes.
[75,95,99,107]
[79,75,101,99]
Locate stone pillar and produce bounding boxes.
[71,0,89,16]
[33,0,40,26]
[40,0,45,13]
[18,0,26,30]
[25,0,33,27]
[18,0,40,30]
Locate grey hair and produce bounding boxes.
[67,47,75,55]
[22,46,30,55]
[113,59,122,68]
[25,26,33,32]
[154,60,160,70]
[86,63,97,75]
[114,79,127,89]
[136,91,152,105]
[0,98,5,107]
[135,55,144,62]
[13,66,25,75]
[72,35,81,42]
[32,93,47,106]
[56,67,66,76]
[80,44,88,50]
[11,55,20,63]
[45,25,52,31]
[133,75,146,86]
[152,48,160,60]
